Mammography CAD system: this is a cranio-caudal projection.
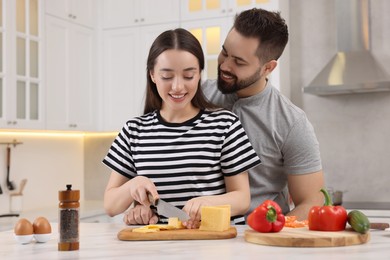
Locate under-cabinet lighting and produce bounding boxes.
[0,130,117,138]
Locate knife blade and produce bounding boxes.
[148,194,190,221]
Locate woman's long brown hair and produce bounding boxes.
[143,28,216,114]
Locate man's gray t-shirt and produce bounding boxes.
[202,79,322,215]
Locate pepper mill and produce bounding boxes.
[58,184,80,251]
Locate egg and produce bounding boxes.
[33,216,52,234]
[14,218,33,235]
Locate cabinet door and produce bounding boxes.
[45,0,95,28]
[68,0,95,28]
[180,0,232,21]
[45,16,68,130]
[1,0,44,129]
[45,15,95,130]
[102,0,180,29]
[102,0,137,29]
[102,27,140,131]
[44,0,69,20]
[139,0,180,25]
[180,0,279,22]
[68,23,95,130]
[101,23,178,131]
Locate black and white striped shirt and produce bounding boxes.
[103,109,261,223]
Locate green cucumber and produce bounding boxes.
[347,210,370,234]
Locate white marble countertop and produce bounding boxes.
[1,217,389,260]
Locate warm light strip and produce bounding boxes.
[0,130,118,138]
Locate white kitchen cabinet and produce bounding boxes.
[45,15,96,131]
[101,23,179,131]
[102,0,180,29]
[0,0,44,129]
[45,0,96,28]
[180,0,280,21]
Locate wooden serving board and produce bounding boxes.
[118,226,237,241]
[245,227,370,247]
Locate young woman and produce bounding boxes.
[103,28,261,228]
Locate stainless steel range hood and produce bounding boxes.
[303,0,390,95]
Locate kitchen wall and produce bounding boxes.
[84,135,115,200]
[0,132,114,215]
[0,133,85,214]
[289,0,390,202]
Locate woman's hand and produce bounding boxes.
[182,197,213,229]
[129,176,159,206]
[123,203,158,225]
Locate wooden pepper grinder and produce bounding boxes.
[58,184,80,251]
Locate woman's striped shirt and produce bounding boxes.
[103,109,261,223]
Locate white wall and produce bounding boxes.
[84,135,115,200]
[0,133,84,214]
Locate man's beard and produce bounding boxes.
[217,67,262,94]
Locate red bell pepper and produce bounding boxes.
[247,200,285,233]
[308,188,347,231]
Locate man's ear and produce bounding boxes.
[262,60,278,76]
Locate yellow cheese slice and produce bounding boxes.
[132,218,185,233]
[199,205,231,232]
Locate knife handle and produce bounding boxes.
[148,193,159,206]
[370,222,389,230]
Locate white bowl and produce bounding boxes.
[14,234,34,244]
[34,233,52,243]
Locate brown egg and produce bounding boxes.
[33,217,52,234]
[14,218,34,235]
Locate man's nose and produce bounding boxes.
[219,57,232,72]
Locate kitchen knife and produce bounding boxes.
[148,194,190,221]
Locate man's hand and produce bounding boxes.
[123,203,158,225]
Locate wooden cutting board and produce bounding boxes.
[118,226,237,241]
[245,227,370,247]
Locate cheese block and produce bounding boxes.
[199,205,231,232]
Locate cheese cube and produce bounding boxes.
[199,205,231,232]
[168,217,184,229]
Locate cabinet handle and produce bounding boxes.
[140,18,144,22]
[6,121,17,125]
[69,124,77,128]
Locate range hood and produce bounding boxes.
[303,0,390,95]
